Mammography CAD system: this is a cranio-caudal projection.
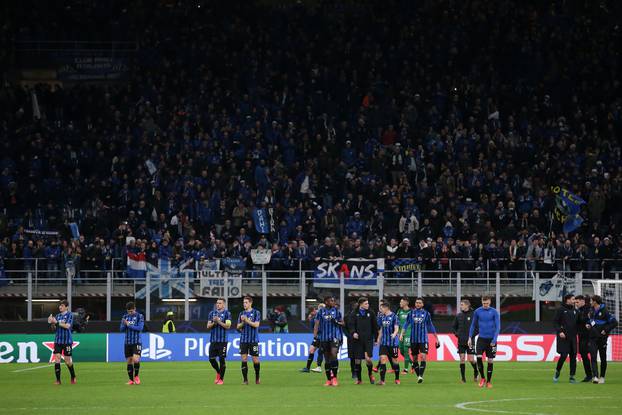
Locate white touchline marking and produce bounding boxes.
[454,396,607,415]
[11,364,55,373]
[9,403,447,411]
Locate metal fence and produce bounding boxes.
[1,262,618,323]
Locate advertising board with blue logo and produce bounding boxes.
[106,333,354,362]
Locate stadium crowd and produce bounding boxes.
[1,0,622,277]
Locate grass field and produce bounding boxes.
[1,361,620,415]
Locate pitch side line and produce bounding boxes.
[12,364,54,373]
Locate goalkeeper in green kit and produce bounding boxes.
[397,297,413,374]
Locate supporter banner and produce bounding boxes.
[533,272,582,302]
[221,258,246,275]
[313,259,384,288]
[23,229,59,238]
[0,334,106,363]
[105,333,622,362]
[252,208,270,234]
[390,258,421,278]
[250,249,271,265]
[198,270,242,298]
[55,53,130,81]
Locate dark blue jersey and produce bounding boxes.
[208,309,232,343]
[316,307,343,342]
[312,312,323,337]
[120,312,144,345]
[378,312,399,346]
[469,306,500,343]
[238,308,261,343]
[403,308,436,343]
[54,312,73,345]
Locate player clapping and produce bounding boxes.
[237,296,261,385]
[48,299,76,385]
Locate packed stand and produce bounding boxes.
[1,0,622,281]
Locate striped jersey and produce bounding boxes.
[238,308,261,343]
[208,309,232,343]
[54,311,73,344]
[378,312,399,346]
[120,312,144,345]
[313,311,323,337]
[316,307,343,342]
[403,308,436,343]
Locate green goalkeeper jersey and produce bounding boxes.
[397,308,411,337]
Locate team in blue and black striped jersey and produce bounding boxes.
[376,301,401,385]
[313,296,345,386]
[121,301,144,385]
[237,296,261,384]
[301,303,325,372]
[48,299,76,384]
[207,298,232,385]
[400,297,439,383]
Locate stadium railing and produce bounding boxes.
[1,257,619,323]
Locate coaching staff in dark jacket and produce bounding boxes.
[552,294,578,383]
[574,295,592,381]
[347,297,378,384]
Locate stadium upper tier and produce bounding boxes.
[0,0,621,272]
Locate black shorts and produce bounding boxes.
[379,345,399,359]
[476,338,496,359]
[321,339,341,351]
[240,342,259,357]
[311,338,321,348]
[458,343,475,355]
[209,342,228,358]
[53,343,73,356]
[351,339,374,359]
[410,342,429,356]
[124,343,142,358]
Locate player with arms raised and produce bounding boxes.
[376,300,401,385]
[468,295,500,388]
[48,299,76,385]
[120,301,144,385]
[237,296,261,385]
[207,298,232,385]
[314,295,345,386]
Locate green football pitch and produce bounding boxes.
[1,361,620,415]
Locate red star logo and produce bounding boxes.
[42,341,80,362]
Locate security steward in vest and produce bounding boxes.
[162,311,176,333]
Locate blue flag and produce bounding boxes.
[252,208,270,234]
[551,187,586,233]
[69,222,80,240]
